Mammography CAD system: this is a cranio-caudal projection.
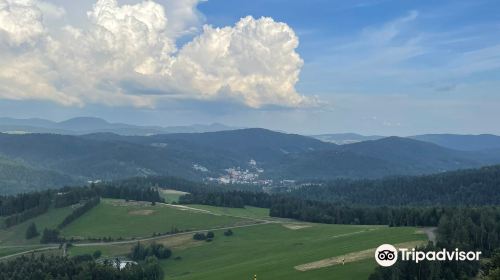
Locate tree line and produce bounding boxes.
[117,176,262,194]
[179,191,272,208]
[57,197,101,229]
[0,191,52,216]
[129,242,172,261]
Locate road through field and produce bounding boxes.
[0,205,274,260]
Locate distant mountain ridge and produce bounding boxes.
[1,128,500,194]
[3,116,500,153]
[313,132,500,152]
[0,117,239,135]
[1,117,500,193]
[410,134,500,151]
[311,133,384,144]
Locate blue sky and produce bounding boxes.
[0,0,499,135]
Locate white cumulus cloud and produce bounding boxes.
[0,0,44,46]
[173,16,306,108]
[0,0,311,108]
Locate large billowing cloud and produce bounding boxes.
[0,0,310,108]
[173,16,305,108]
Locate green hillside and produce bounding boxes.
[0,205,74,246]
[61,199,253,239]
[2,129,499,191]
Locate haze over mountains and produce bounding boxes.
[311,133,384,145]
[1,117,500,194]
[0,117,238,135]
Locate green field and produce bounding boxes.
[66,203,426,280]
[1,201,428,280]
[160,223,426,280]
[61,199,252,239]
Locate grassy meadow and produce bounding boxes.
[65,202,426,280]
[159,223,426,280]
[61,199,252,239]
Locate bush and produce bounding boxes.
[193,233,206,241]
[224,229,234,236]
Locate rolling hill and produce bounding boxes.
[1,129,500,193]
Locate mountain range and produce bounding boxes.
[0,117,238,135]
[2,123,500,193]
[409,134,500,151]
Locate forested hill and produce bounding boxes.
[0,157,76,194]
[2,129,500,194]
[290,165,500,206]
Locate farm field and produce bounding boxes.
[61,199,253,239]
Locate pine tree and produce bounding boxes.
[25,222,39,239]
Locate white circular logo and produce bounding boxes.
[375,244,398,267]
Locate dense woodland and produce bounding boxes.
[0,191,52,216]
[290,165,500,206]
[0,254,164,280]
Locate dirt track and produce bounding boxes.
[294,240,426,271]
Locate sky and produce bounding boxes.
[0,0,499,135]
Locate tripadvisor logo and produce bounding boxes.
[375,244,482,267]
[375,244,398,267]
